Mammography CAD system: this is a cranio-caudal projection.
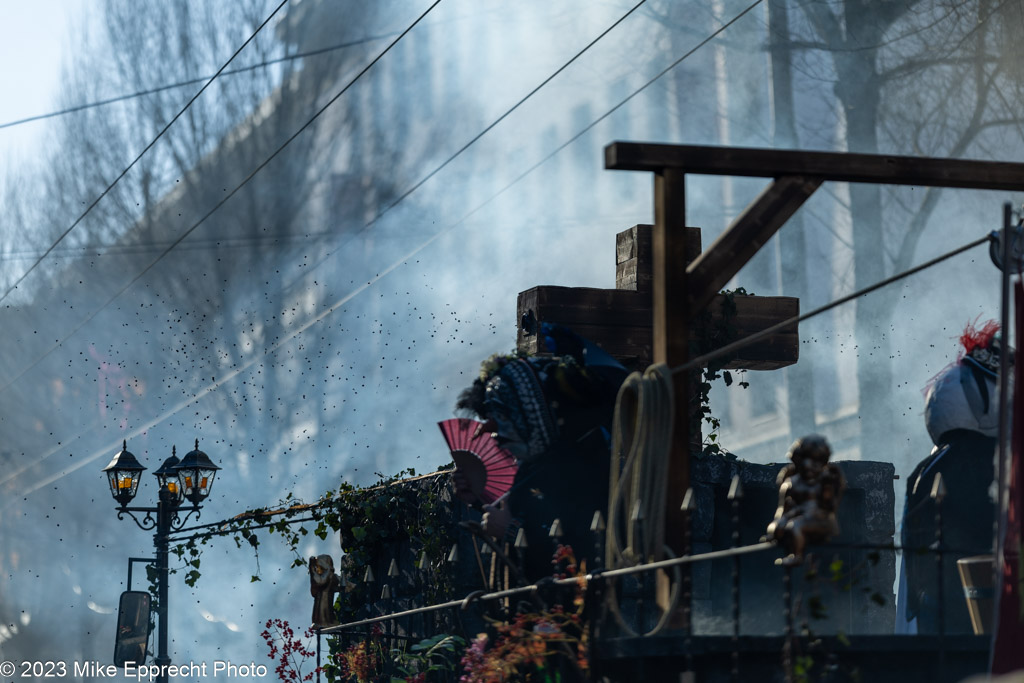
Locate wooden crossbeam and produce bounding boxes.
[605,142,1024,191]
[687,175,822,313]
[516,285,798,371]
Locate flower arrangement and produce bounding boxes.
[321,628,467,683]
[335,638,379,682]
[459,545,589,683]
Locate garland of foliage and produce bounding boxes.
[162,465,458,619]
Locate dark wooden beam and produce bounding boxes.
[653,168,692,561]
[516,286,799,371]
[686,175,822,313]
[605,142,1024,191]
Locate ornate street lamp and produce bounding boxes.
[175,439,220,506]
[154,447,183,507]
[102,440,146,507]
[102,439,222,683]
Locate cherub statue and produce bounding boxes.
[766,435,845,566]
[309,554,341,627]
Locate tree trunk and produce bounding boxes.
[835,5,895,460]
[769,0,818,440]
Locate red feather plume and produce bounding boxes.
[959,317,1000,358]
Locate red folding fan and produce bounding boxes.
[438,418,518,505]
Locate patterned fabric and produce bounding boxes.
[483,358,559,463]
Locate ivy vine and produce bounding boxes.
[692,287,755,460]
[165,465,459,619]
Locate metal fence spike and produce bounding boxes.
[364,566,375,583]
[728,475,744,500]
[549,518,564,538]
[630,500,644,522]
[930,472,947,502]
[480,541,493,555]
[417,551,430,570]
[681,488,696,512]
[387,558,400,578]
[591,510,606,532]
[381,584,391,600]
[514,528,528,549]
[447,543,459,563]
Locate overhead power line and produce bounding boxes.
[274,0,767,323]
[0,0,648,413]
[5,0,764,497]
[0,0,649,268]
[673,234,992,376]
[0,0,443,400]
[360,0,650,234]
[0,33,398,132]
[0,0,291,308]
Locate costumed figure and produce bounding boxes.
[898,319,1009,634]
[766,435,845,566]
[309,554,342,628]
[452,324,628,581]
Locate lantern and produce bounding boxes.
[154,447,183,506]
[102,440,146,507]
[175,439,220,506]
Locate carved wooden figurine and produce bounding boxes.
[766,435,845,566]
[309,554,342,627]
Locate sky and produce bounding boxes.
[0,1,85,181]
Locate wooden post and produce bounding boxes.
[653,168,694,554]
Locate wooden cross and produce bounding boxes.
[516,224,799,373]
[516,223,799,561]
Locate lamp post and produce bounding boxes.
[102,439,221,683]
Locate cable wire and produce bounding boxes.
[0,0,290,308]
[8,232,984,503]
[315,540,778,636]
[671,234,991,376]
[4,0,765,496]
[0,0,442,399]
[278,0,766,305]
[0,33,398,131]
[359,0,649,234]
[0,0,641,405]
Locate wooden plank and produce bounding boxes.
[616,225,701,293]
[605,142,1024,191]
[686,175,822,313]
[518,287,651,328]
[616,225,648,264]
[516,287,798,371]
[616,225,651,292]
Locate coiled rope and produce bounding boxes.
[606,363,681,635]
